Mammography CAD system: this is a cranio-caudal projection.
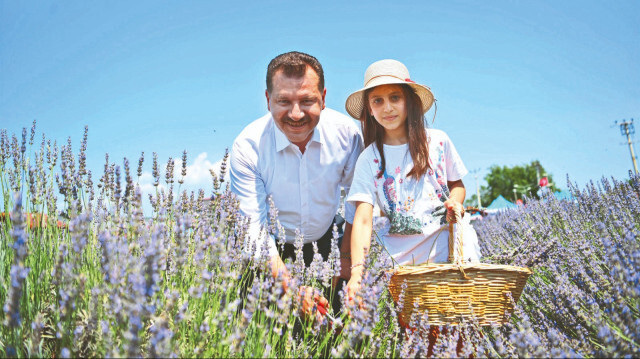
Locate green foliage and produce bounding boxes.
[464,194,481,208]
[478,160,558,206]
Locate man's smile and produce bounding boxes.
[283,118,310,128]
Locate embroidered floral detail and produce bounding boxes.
[373,158,379,163]
[439,183,450,199]
[435,168,445,185]
[430,184,452,225]
[405,78,415,83]
[403,197,415,212]
[388,211,422,235]
[379,165,422,235]
[395,166,401,174]
[383,176,397,211]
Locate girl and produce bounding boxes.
[344,59,481,300]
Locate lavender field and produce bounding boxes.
[1,123,638,357]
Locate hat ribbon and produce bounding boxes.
[364,74,415,87]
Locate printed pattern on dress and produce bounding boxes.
[374,157,422,235]
[373,140,455,233]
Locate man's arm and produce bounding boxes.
[229,140,288,281]
[270,255,290,290]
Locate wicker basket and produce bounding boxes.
[388,221,532,326]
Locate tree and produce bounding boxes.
[464,160,558,208]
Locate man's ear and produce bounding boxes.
[265,89,271,111]
[321,88,327,110]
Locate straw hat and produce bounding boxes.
[345,59,435,120]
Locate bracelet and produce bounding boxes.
[340,252,351,259]
[350,262,364,270]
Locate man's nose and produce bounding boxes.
[290,103,305,120]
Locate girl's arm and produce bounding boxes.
[445,179,466,222]
[346,201,374,302]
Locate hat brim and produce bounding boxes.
[345,77,434,120]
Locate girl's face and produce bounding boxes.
[367,84,408,144]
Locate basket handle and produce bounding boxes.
[447,206,464,264]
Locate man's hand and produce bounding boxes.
[298,286,329,321]
[270,255,290,292]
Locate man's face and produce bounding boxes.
[266,66,326,148]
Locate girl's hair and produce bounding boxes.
[360,84,430,179]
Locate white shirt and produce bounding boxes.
[230,108,364,258]
[347,129,481,264]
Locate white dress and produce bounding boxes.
[346,129,481,265]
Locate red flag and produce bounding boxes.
[539,177,548,187]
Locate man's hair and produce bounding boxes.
[266,51,324,93]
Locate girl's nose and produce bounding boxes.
[384,99,393,112]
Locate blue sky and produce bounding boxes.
[1,0,639,205]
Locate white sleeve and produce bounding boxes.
[443,132,468,181]
[229,139,279,259]
[345,150,377,206]
[340,129,365,223]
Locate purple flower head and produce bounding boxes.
[4,193,30,328]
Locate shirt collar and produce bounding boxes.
[272,112,326,152]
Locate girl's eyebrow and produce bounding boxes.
[371,90,402,98]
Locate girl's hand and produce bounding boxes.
[345,273,362,306]
[444,199,465,223]
[344,273,367,318]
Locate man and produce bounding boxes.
[230,51,363,314]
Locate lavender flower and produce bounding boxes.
[3,193,30,328]
[152,152,159,187]
[136,151,144,179]
[3,122,640,358]
[123,157,133,205]
[179,150,187,184]
[21,127,27,155]
[78,125,88,177]
[0,129,8,167]
[29,119,36,146]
